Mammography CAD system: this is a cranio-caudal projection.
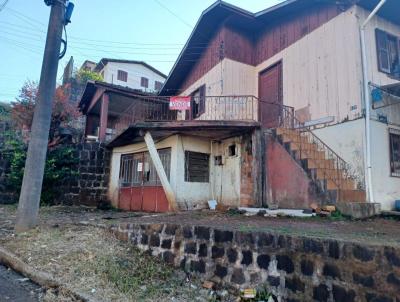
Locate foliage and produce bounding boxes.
[11,80,81,141]
[1,132,78,205]
[0,101,11,121]
[75,68,103,85]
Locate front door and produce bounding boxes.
[118,149,171,212]
[258,62,283,128]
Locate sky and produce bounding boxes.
[0,0,283,103]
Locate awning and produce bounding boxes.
[107,120,260,148]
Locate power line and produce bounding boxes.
[152,0,193,29]
[0,0,9,12]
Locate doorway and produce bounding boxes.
[118,149,171,212]
[258,62,283,128]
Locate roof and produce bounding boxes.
[94,58,167,79]
[159,0,400,95]
[78,81,157,114]
[107,120,260,148]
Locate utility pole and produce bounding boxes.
[15,0,66,232]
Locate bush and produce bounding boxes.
[1,131,78,205]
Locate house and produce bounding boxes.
[82,0,400,212]
[93,58,167,93]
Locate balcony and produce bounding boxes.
[110,95,260,141]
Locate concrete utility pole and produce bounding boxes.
[15,0,66,232]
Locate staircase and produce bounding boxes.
[273,108,366,204]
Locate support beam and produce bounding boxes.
[98,93,109,142]
[144,131,178,211]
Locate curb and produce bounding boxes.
[0,246,97,302]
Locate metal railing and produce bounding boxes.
[272,101,361,195]
[111,95,259,140]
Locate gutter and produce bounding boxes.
[359,0,386,203]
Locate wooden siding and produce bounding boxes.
[254,4,340,65]
[179,3,341,93]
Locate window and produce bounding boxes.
[141,77,149,88]
[119,149,171,187]
[117,70,128,82]
[184,151,209,182]
[376,29,400,78]
[389,128,400,177]
[188,85,206,119]
[154,81,163,91]
[228,144,236,156]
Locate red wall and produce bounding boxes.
[266,137,318,209]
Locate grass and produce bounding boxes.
[1,225,209,301]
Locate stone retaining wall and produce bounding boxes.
[61,142,110,206]
[111,223,400,302]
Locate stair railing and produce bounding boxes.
[258,97,358,196]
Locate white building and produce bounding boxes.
[93,58,167,93]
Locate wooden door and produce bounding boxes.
[258,62,282,128]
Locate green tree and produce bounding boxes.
[75,68,103,85]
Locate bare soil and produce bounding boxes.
[0,204,399,301]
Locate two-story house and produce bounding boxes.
[94,58,167,93]
[81,0,399,212]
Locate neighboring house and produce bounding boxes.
[81,0,400,212]
[93,58,167,93]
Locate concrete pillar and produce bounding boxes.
[144,131,178,211]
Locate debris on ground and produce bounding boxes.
[238,207,315,218]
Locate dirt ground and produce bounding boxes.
[0,204,399,302]
[0,209,222,301]
[1,204,400,247]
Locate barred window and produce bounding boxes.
[389,128,400,177]
[184,151,209,182]
[141,77,149,88]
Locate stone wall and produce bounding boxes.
[0,122,16,204]
[61,142,111,206]
[111,223,400,302]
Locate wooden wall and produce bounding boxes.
[179,3,341,93]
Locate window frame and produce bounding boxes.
[188,84,206,119]
[154,81,163,91]
[375,29,400,77]
[389,128,400,178]
[119,148,171,187]
[184,151,210,183]
[117,70,128,82]
[141,77,149,88]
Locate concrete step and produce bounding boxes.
[290,141,318,152]
[300,150,326,160]
[316,168,345,180]
[326,179,356,190]
[336,202,380,219]
[307,158,336,169]
[338,190,366,202]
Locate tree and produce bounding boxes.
[75,68,103,84]
[11,80,81,144]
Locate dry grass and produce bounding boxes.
[1,225,208,302]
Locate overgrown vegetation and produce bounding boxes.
[75,68,103,84]
[1,131,78,205]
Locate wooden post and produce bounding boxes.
[144,131,178,211]
[98,93,109,142]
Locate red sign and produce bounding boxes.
[169,96,191,110]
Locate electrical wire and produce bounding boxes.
[0,0,9,12]
[152,0,193,29]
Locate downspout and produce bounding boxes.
[359,0,386,203]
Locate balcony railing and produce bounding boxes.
[111,95,260,139]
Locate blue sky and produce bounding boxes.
[0,0,282,103]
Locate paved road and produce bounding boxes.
[0,265,42,302]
